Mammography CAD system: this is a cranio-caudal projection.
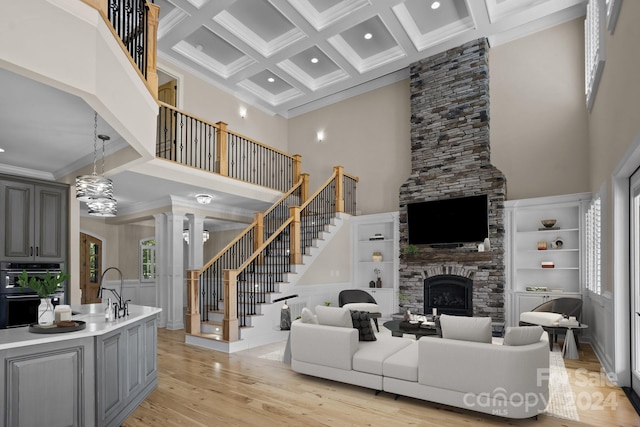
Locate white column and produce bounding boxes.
[186,213,204,270]
[165,212,185,330]
[153,213,167,328]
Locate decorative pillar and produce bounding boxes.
[186,213,204,270]
[165,212,185,330]
[153,213,167,328]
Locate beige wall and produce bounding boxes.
[288,80,411,215]
[204,227,245,261]
[490,18,590,200]
[587,0,640,295]
[159,60,289,154]
[295,219,351,285]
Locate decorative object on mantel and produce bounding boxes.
[372,251,383,262]
[483,237,491,251]
[374,268,382,288]
[541,261,555,269]
[369,280,376,288]
[540,219,559,230]
[17,269,70,326]
[537,241,548,250]
[401,244,418,258]
[369,233,385,241]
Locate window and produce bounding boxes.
[585,196,602,295]
[585,0,606,110]
[140,238,157,282]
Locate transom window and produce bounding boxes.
[585,196,602,295]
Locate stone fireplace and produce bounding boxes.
[425,274,473,317]
[399,38,506,321]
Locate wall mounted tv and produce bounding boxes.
[407,194,489,245]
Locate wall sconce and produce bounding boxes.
[183,229,210,245]
[317,131,324,143]
[239,107,247,119]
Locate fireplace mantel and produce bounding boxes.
[401,251,492,264]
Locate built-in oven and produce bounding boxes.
[0,262,66,328]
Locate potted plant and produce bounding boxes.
[18,270,70,326]
[402,244,418,258]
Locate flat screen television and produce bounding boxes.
[407,195,488,245]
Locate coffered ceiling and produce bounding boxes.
[155,0,587,117]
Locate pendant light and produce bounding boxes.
[76,112,114,202]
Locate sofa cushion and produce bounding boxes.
[353,336,413,375]
[300,307,318,324]
[382,341,419,382]
[315,305,353,328]
[503,326,544,346]
[342,303,380,314]
[350,310,376,341]
[520,311,564,327]
[439,314,492,343]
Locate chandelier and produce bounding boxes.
[183,229,210,244]
[75,111,117,217]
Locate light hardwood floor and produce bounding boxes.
[123,329,640,427]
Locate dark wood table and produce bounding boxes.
[383,319,438,338]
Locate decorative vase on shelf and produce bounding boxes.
[372,251,383,262]
[376,278,382,288]
[38,298,54,326]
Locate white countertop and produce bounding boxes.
[0,304,162,350]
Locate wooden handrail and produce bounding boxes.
[299,170,338,211]
[225,128,298,161]
[158,101,222,130]
[344,171,359,183]
[198,220,257,274]
[263,176,304,217]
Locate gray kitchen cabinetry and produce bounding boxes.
[96,316,158,427]
[0,337,96,426]
[0,176,68,262]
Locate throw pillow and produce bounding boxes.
[503,326,544,346]
[439,314,492,343]
[300,307,318,324]
[315,305,352,328]
[350,310,376,341]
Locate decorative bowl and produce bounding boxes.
[541,219,557,228]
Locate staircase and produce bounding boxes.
[185,167,358,353]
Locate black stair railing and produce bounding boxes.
[107,0,152,78]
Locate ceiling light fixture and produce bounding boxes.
[76,112,115,211]
[87,197,117,217]
[431,1,440,10]
[364,33,372,40]
[268,77,275,83]
[311,57,318,63]
[183,229,210,244]
[196,193,213,204]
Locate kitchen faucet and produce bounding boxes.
[96,267,129,318]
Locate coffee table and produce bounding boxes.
[383,319,438,339]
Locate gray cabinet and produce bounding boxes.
[0,177,68,262]
[96,316,158,427]
[0,337,95,427]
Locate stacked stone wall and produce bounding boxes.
[399,38,506,320]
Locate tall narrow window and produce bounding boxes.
[140,238,157,282]
[585,0,606,110]
[586,196,602,295]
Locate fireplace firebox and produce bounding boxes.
[424,275,473,316]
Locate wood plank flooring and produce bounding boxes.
[123,329,640,426]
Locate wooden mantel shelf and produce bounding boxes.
[401,251,493,264]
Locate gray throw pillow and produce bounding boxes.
[503,326,543,346]
[350,310,376,341]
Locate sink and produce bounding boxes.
[71,303,104,315]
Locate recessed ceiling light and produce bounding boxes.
[364,33,372,40]
[431,1,440,9]
[311,57,318,64]
[195,44,203,51]
[195,194,214,204]
[268,77,275,83]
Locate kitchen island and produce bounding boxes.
[0,304,161,427]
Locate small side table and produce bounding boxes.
[561,323,589,359]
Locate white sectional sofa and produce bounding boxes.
[290,307,550,419]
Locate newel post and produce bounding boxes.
[146,2,160,99]
[293,154,302,185]
[300,173,310,204]
[185,270,200,334]
[216,122,229,176]
[334,165,345,213]
[289,206,302,265]
[223,270,239,341]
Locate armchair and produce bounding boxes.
[519,297,583,351]
[338,289,382,332]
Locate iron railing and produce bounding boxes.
[157,104,218,172]
[227,131,294,192]
[107,0,151,78]
[300,177,336,254]
[235,221,294,327]
[343,173,358,216]
[263,179,304,236]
